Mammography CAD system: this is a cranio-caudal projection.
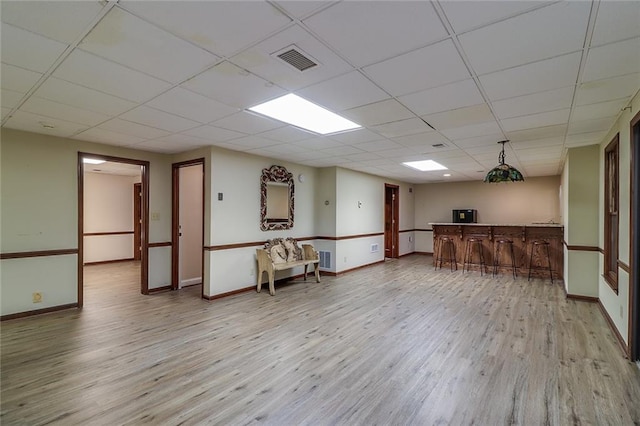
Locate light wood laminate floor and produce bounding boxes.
[2,256,639,425]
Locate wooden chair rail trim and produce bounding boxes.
[0,249,78,260]
[148,242,172,248]
[83,231,134,236]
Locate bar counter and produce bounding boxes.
[430,223,564,279]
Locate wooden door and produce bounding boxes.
[630,111,640,361]
[384,184,399,258]
[133,183,142,261]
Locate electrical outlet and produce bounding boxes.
[151,212,160,221]
[32,292,42,303]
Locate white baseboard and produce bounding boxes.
[180,277,202,287]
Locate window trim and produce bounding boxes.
[604,134,619,293]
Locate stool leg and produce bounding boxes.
[452,243,457,271]
[463,241,469,273]
[478,242,485,276]
[528,243,534,281]
[434,238,440,270]
[510,243,516,279]
[545,243,553,284]
[493,244,498,277]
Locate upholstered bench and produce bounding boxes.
[256,238,320,296]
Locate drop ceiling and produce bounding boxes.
[1,1,639,183]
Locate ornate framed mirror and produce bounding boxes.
[260,165,294,231]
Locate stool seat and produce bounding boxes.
[463,237,486,275]
[528,240,553,283]
[493,239,517,278]
[435,236,457,272]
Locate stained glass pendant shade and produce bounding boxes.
[484,140,524,183]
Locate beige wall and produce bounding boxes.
[178,164,203,286]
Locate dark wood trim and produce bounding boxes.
[148,285,172,294]
[83,231,134,236]
[598,300,629,359]
[0,248,78,260]
[1,303,78,321]
[415,228,433,232]
[317,233,384,241]
[603,135,620,293]
[564,244,601,252]
[413,251,433,256]
[204,286,254,300]
[205,241,264,251]
[566,294,599,303]
[84,258,135,266]
[334,260,385,276]
[134,182,142,261]
[77,153,84,307]
[399,229,413,234]
[149,242,172,248]
[618,260,630,274]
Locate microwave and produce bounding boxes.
[453,209,477,223]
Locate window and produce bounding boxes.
[604,135,619,292]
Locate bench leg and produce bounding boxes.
[268,270,275,296]
[314,263,320,283]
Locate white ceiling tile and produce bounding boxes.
[1,63,42,93]
[582,37,640,82]
[182,61,286,109]
[119,106,200,133]
[293,137,344,150]
[571,98,629,123]
[224,135,280,150]
[568,116,617,135]
[128,139,184,153]
[591,1,640,46]
[1,1,105,44]
[231,25,353,91]
[500,108,570,132]
[34,77,137,116]
[304,1,447,66]
[120,1,291,57]
[423,104,494,130]
[440,120,502,140]
[273,1,333,20]
[451,133,505,148]
[52,50,171,102]
[328,128,384,144]
[398,79,484,116]
[393,131,449,148]
[440,1,551,33]
[317,145,364,156]
[1,24,68,73]
[211,111,284,134]
[259,126,315,143]
[343,99,414,126]
[480,52,581,101]
[20,97,111,126]
[506,124,567,142]
[182,125,245,142]
[296,71,389,112]
[459,2,590,75]
[261,143,309,155]
[374,147,422,159]
[492,86,575,119]
[370,118,434,138]
[575,73,640,105]
[4,110,88,137]
[145,87,238,124]
[73,127,146,146]
[1,88,24,108]
[355,139,404,152]
[363,40,470,96]
[79,7,219,84]
[509,137,564,150]
[565,131,608,147]
[151,133,211,148]
[99,118,170,139]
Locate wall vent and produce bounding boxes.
[319,251,331,269]
[370,244,379,253]
[274,45,319,72]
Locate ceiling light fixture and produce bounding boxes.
[402,159,448,172]
[248,94,361,135]
[83,158,106,165]
[483,140,524,183]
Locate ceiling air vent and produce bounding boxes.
[274,45,319,72]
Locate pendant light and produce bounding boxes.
[483,140,524,183]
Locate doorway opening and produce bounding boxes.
[78,153,150,307]
[172,159,205,299]
[630,110,640,362]
[384,184,399,259]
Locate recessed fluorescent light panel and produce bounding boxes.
[83,158,106,165]
[403,160,448,172]
[248,94,361,135]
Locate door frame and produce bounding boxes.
[629,110,640,361]
[171,158,205,298]
[384,183,400,258]
[77,152,150,305]
[133,183,142,261]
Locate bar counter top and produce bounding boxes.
[429,222,563,228]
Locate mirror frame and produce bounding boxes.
[260,165,294,231]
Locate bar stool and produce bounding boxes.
[463,237,486,275]
[493,239,517,279]
[528,240,553,284]
[435,236,457,272]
